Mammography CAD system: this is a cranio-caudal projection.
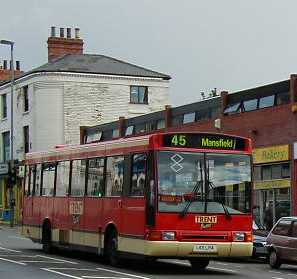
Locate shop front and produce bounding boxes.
[253,144,291,230]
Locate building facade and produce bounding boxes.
[83,76,297,229]
[0,26,171,222]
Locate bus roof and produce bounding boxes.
[25,132,251,164]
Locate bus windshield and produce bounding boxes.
[157,151,252,214]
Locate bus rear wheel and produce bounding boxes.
[106,230,120,266]
[189,258,210,271]
[42,222,53,254]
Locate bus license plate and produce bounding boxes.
[193,244,217,253]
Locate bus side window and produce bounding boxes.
[130,153,147,196]
[106,156,124,196]
[87,158,105,197]
[35,164,42,196]
[71,160,86,196]
[42,163,56,196]
[56,161,71,197]
[29,165,36,196]
[24,165,30,196]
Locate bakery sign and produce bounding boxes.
[253,145,289,164]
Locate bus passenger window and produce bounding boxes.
[29,166,36,196]
[56,161,70,197]
[87,158,105,197]
[130,154,147,196]
[71,160,86,196]
[35,164,42,196]
[24,166,31,196]
[42,163,56,196]
[106,156,124,196]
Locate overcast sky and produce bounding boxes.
[1,0,296,106]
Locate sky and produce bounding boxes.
[1,0,297,106]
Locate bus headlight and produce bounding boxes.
[162,231,176,241]
[233,232,245,242]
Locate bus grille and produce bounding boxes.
[180,234,229,242]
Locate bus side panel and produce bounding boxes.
[102,197,122,233]
[83,197,103,249]
[120,197,146,254]
[53,197,70,230]
[39,197,54,227]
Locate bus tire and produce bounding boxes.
[189,258,210,271]
[106,230,120,266]
[42,221,53,254]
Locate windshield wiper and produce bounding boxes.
[180,160,203,218]
[204,181,231,219]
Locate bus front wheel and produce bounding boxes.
[189,258,210,271]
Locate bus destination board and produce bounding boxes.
[163,133,246,151]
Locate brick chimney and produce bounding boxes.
[0,60,23,82]
[47,26,84,62]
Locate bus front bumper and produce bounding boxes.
[144,241,253,258]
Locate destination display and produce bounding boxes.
[163,133,246,151]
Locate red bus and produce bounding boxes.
[22,132,253,270]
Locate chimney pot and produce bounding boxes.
[75,28,80,39]
[51,26,56,37]
[67,28,71,39]
[3,60,7,70]
[16,61,20,71]
[60,27,64,38]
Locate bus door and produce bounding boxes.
[102,156,125,233]
[121,154,147,239]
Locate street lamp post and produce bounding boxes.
[0,40,15,227]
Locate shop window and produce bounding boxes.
[87,158,105,197]
[282,163,290,178]
[276,92,290,106]
[224,103,241,115]
[262,165,272,180]
[130,86,148,104]
[183,112,196,124]
[125,125,134,136]
[130,153,147,196]
[253,166,261,181]
[106,156,124,196]
[71,160,86,196]
[271,164,282,179]
[259,95,275,109]
[42,163,56,196]
[56,161,70,197]
[156,119,165,129]
[243,99,258,112]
